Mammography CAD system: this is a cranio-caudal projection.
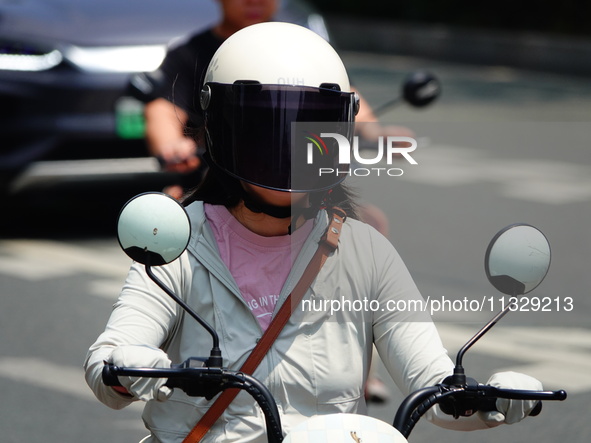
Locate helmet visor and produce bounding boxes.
[203,83,355,192]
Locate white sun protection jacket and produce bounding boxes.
[85,201,488,442]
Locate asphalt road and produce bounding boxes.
[348,52,591,442]
[0,51,590,442]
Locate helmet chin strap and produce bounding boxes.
[202,151,325,230]
[241,190,293,219]
[241,187,326,235]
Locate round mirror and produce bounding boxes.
[402,71,441,107]
[485,224,551,295]
[117,192,191,266]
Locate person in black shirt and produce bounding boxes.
[130,0,413,202]
[128,1,279,198]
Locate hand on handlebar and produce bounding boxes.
[154,137,200,174]
[109,345,173,402]
[479,371,543,425]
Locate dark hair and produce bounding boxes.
[182,166,359,220]
[182,166,242,208]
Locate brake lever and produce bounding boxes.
[102,361,283,442]
[477,384,566,417]
[479,384,567,402]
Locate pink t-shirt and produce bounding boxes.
[204,204,313,331]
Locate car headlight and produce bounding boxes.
[0,41,63,71]
[64,45,166,73]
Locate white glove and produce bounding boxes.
[479,371,543,425]
[109,345,173,402]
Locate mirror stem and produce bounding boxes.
[145,262,223,368]
[372,98,401,117]
[452,302,515,385]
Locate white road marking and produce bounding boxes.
[0,239,130,281]
[0,357,146,431]
[0,357,95,400]
[403,145,591,204]
[0,357,144,415]
[437,324,591,393]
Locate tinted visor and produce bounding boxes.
[204,83,355,192]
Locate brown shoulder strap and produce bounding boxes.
[182,209,345,443]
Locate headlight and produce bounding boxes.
[0,42,63,71]
[64,45,166,73]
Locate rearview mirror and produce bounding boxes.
[485,224,551,295]
[402,71,441,107]
[117,192,191,266]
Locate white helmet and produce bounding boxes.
[200,22,358,192]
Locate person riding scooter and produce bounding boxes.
[85,22,542,443]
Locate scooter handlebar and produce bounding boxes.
[395,383,567,438]
[101,361,284,443]
[102,362,226,398]
[103,362,567,443]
